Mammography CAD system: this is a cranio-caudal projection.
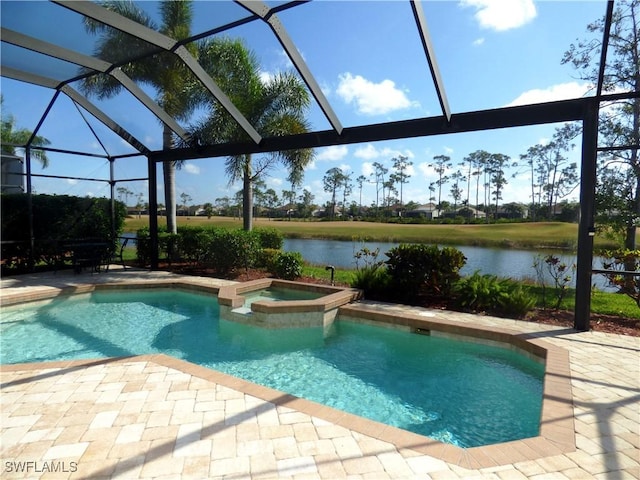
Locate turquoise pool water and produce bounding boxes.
[0,290,544,447]
[242,287,322,306]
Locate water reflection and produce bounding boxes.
[283,238,609,290]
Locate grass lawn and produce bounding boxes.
[124,216,623,250]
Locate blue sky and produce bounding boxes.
[1,0,608,209]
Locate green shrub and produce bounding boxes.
[136,226,180,266]
[256,248,280,270]
[453,271,535,318]
[136,227,151,265]
[209,229,260,274]
[385,244,466,299]
[350,265,391,300]
[177,228,212,265]
[1,193,125,243]
[453,271,510,311]
[271,251,303,280]
[255,227,284,249]
[1,193,126,272]
[498,284,536,318]
[159,233,180,264]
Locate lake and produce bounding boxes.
[123,233,610,290]
[283,238,610,290]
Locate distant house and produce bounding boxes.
[496,204,529,220]
[126,206,148,216]
[456,206,487,219]
[405,203,440,219]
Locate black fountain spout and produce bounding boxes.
[325,265,335,286]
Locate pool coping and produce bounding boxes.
[0,278,575,469]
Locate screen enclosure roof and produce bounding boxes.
[0,0,627,163]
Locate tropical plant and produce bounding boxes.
[255,227,284,250]
[533,254,576,310]
[192,39,314,231]
[350,265,391,300]
[270,251,304,280]
[599,249,640,307]
[453,271,535,318]
[1,96,50,167]
[385,244,466,299]
[81,1,205,234]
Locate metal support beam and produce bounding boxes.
[55,0,261,145]
[147,156,159,270]
[154,97,587,163]
[236,0,344,135]
[1,66,60,89]
[2,28,194,143]
[410,0,451,122]
[25,148,35,271]
[174,46,262,144]
[109,158,116,242]
[60,85,150,153]
[574,100,599,331]
[53,1,176,50]
[1,27,111,72]
[596,1,615,97]
[110,69,191,142]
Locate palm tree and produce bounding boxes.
[192,38,314,231]
[1,96,50,167]
[81,1,201,234]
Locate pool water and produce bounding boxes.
[242,287,322,306]
[0,290,544,447]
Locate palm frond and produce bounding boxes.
[225,155,248,185]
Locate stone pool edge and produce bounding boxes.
[0,278,575,469]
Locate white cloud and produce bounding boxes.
[66,179,78,185]
[354,143,415,161]
[259,70,274,84]
[362,162,375,177]
[339,164,351,173]
[336,73,418,115]
[461,0,536,31]
[183,163,201,175]
[354,144,380,160]
[472,37,485,46]
[316,145,348,161]
[443,146,454,155]
[417,162,434,178]
[506,82,592,107]
[269,177,284,187]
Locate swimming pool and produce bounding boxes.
[0,289,544,448]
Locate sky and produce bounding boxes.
[0,0,609,210]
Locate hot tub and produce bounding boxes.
[217,278,361,329]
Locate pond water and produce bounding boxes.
[283,238,609,290]
[123,232,608,289]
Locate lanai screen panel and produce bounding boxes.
[1,0,613,159]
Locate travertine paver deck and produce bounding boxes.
[1,268,639,479]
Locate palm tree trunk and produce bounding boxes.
[162,125,177,234]
[243,155,253,231]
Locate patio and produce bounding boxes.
[1,268,638,479]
